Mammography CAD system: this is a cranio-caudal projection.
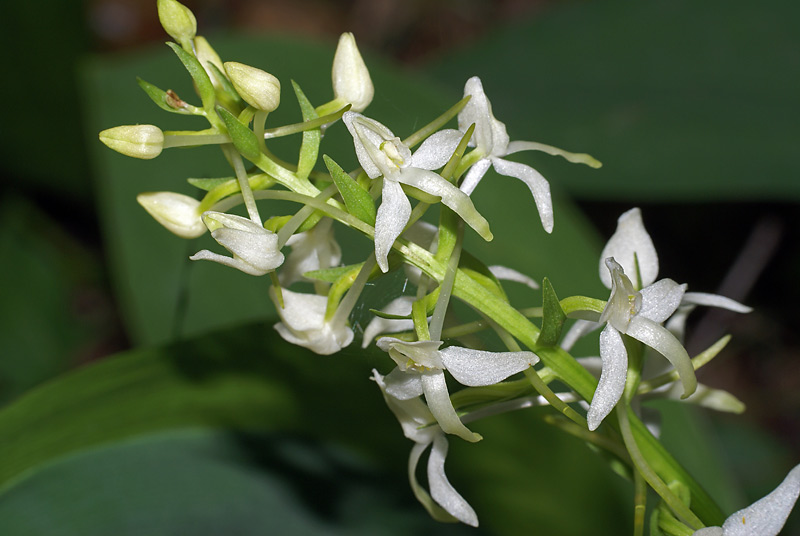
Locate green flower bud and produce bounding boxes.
[332,33,373,112]
[137,192,205,238]
[194,35,224,89]
[157,0,197,46]
[99,125,164,159]
[224,61,281,112]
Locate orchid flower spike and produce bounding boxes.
[279,218,342,286]
[343,112,492,272]
[457,76,601,233]
[271,287,354,355]
[372,370,479,527]
[376,337,538,442]
[693,463,800,536]
[190,212,284,276]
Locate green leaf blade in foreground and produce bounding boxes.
[538,277,567,347]
[166,42,216,114]
[324,154,376,225]
[217,106,261,161]
[291,80,321,181]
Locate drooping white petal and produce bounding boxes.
[626,315,697,399]
[720,463,800,536]
[439,347,538,386]
[683,292,753,314]
[189,249,264,276]
[488,265,540,290]
[371,369,436,444]
[421,372,480,442]
[588,325,628,431]
[428,434,479,527]
[639,279,686,323]
[600,208,659,289]
[409,129,463,171]
[361,296,415,348]
[374,178,412,272]
[398,167,492,242]
[385,367,424,400]
[458,157,491,196]
[490,157,554,233]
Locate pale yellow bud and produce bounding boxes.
[157,0,197,46]
[194,36,224,89]
[224,61,281,112]
[99,125,164,160]
[137,192,206,238]
[332,33,374,112]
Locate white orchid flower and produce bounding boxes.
[371,370,479,527]
[190,211,284,276]
[376,337,538,442]
[457,76,601,233]
[270,287,354,355]
[342,111,492,272]
[588,258,696,430]
[693,463,800,536]
[279,218,342,286]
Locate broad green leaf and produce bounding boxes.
[324,154,376,226]
[0,428,472,536]
[292,80,321,181]
[538,278,566,347]
[166,42,216,114]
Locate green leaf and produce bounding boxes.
[187,176,234,191]
[303,263,362,283]
[136,77,195,115]
[537,278,566,347]
[166,41,216,114]
[291,80,320,181]
[324,154,376,226]
[216,106,261,161]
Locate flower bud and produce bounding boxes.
[99,125,164,160]
[194,36,224,89]
[224,62,281,112]
[332,33,374,112]
[190,212,284,276]
[137,192,205,238]
[157,0,197,46]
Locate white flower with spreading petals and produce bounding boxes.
[376,337,538,442]
[457,76,601,233]
[279,218,342,286]
[270,287,354,355]
[371,370,479,527]
[343,111,492,272]
[190,211,283,275]
[693,463,800,536]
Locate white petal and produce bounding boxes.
[271,288,353,355]
[459,76,494,152]
[371,369,435,443]
[211,227,283,272]
[421,372,480,442]
[385,367,424,400]
[490,157,553,233]
[588,325,628,431]
[409,129,463,171]
[440,347,538,386]
[600,208,659,289]
[693,528,723,536]
[398,167,492,242]
[600,258,641,331]
[189,249,266,276]
[683,292,753,314]
[374,179,411,272]
[488,265,540,290]
[376,338,444,371]
[361,296,415,348]
[720,464,800,536]
[428,434,479,527]
[458,157,491,196]
[626,315,697,399]
[342,112,395,179]
[639,279,686,323]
